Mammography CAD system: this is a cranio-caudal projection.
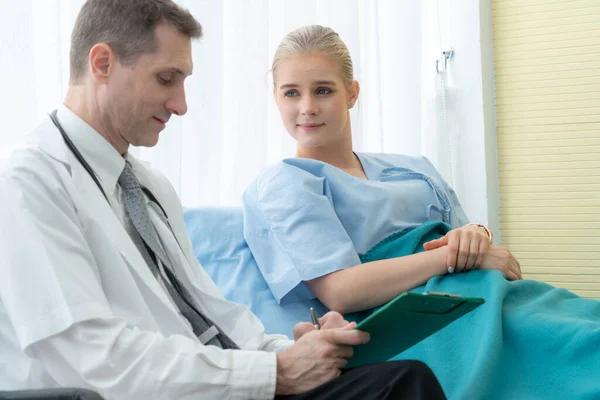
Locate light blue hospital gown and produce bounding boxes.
[242,154,600,399]
[242,152,469,309]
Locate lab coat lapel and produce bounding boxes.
[75,166,180,309]
[32,121,177,311]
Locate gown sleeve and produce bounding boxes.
[242,163,361,305]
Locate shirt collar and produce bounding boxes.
[56,105,126,197]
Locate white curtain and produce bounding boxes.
[0,0,496,225]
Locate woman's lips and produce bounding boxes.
[298,123,324,131]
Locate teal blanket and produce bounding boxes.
[356,220,600,400]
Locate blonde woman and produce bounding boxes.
[244,25,519,312]
[242,25,600,400]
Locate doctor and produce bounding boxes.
[0,1,446,399]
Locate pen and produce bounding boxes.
[310,307,321,330]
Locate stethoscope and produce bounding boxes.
[48,109,170,221]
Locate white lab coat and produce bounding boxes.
[0,112,291,400]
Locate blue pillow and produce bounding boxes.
[183,207,327,337]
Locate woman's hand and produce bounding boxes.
[423,225,491,272]
[479,246,523,281]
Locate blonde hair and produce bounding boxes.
[271,25,354,87]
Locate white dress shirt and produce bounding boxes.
[0,106,293,400]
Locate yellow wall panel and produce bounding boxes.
[492,0,600,298]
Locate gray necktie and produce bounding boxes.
[118,162,238,349]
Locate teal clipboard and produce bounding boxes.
[346,291,485,368]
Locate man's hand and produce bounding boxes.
[275,326,370,395]
[292,311,355,341]
[423,225,491,272]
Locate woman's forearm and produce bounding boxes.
[306,247,449,313]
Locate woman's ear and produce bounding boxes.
[348,80,360,109]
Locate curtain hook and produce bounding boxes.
[436,49,454,74]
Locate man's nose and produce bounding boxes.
[166,85,188,116]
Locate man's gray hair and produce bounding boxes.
[70,0,202,83]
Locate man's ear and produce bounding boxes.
[88,43,115,84]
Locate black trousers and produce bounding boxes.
[275,360,446,400]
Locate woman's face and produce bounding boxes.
[274,52,358,149]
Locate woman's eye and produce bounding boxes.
[284,90,299,97]
[316,88,331,95]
